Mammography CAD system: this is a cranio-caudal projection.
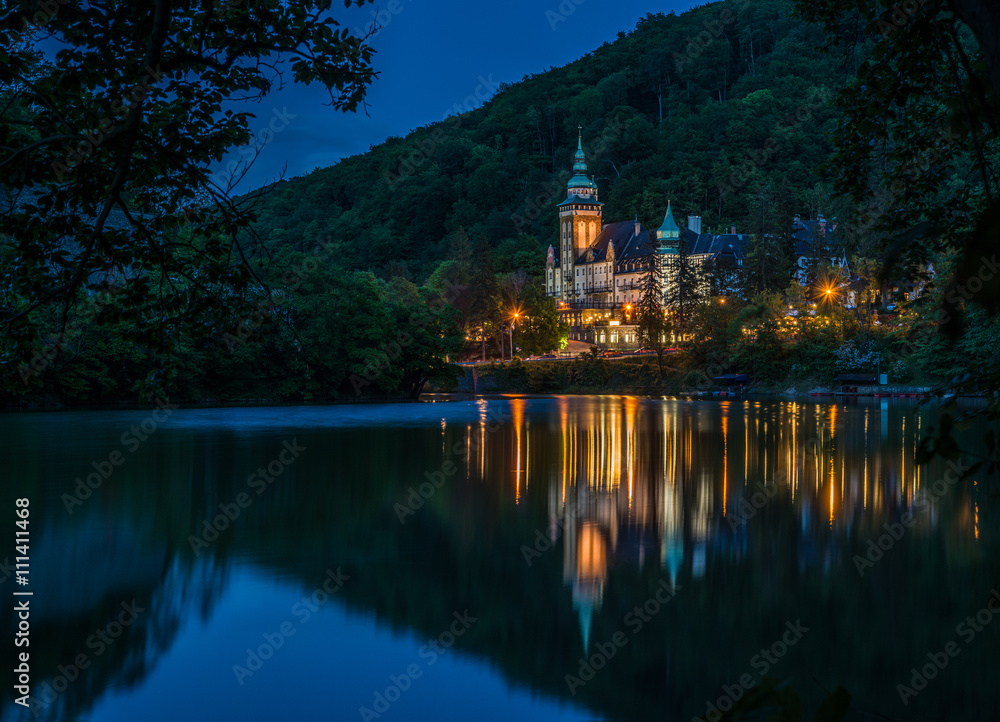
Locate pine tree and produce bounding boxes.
[636,244,668,378]
[661,241,701,340]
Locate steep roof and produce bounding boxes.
[557,194,603,207]
[656,201,681,243]
[567,127,597,192]
[791,219,846,258]
[552,220,750,269]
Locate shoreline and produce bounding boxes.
[3,388,981,414]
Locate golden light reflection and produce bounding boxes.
[512,398,525,503]
[721,408,728,518]
[560,397,568,506]
[625,396,637,506]
[578,522,607,581]
[829,479,835,528]
[477,399,488,479]
[460,396,975,610]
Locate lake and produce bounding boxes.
[1,395,997,721]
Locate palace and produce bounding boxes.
[544,130,749,348]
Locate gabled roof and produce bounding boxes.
[554,220,750,270]
[685,229,749,255]
[792,219,846,258]
[575,220,640,264]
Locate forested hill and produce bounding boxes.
[250,0,855,280]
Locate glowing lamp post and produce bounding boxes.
[509,310,519,361]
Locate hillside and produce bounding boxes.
[250,0,856,279]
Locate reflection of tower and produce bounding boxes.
[561,483,613,652]
[658,403,686,586]
[661,478,683,587]
[572,522,607,652]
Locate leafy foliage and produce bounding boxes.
[0,0,378,394]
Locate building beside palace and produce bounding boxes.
[791,214,850,285]
[544,131,749,348]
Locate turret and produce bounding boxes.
[556,126,604,303]
[656,201,681,250]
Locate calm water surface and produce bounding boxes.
[1,396,997,721]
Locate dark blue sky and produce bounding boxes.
[225,0,702,192]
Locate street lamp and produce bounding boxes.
[508,310,520,361]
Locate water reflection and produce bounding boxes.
[1,396,995,721]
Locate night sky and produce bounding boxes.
[226,0,701,192]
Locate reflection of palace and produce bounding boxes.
[495,397,978,649]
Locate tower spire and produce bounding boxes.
[563,122,598,202]
[656,200,680,247]
[573,126,587,174]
